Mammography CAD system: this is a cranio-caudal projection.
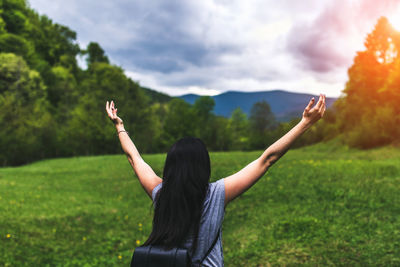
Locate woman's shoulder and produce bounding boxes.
[208,178,225,197]
[203,178,225,211]
[151,178,225,203]
[151,182,163,202]
[211,178,225,187]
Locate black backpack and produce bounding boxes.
[131,228,221,267]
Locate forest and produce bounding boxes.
[1,0,400,166]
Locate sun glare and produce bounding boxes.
[388,13,400,32]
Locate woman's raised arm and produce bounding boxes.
[106,100,162,198]
[223,94,326,206]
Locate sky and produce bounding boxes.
[28,0,400,97]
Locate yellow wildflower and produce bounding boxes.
[82,236,87,241]
[6,234,11,238]
[138,223,142,227]
[118,255,122,260]
[136,240,140,245]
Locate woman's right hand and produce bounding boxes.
[106,100,123,126]
[301,94,326,127]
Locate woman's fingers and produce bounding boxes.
[305,97,315,113]
[318,95,324,110]
[319,95,326,111]
[106,100,115,120]
[106,100,120,120]
[107,101,113,112]
[302,94,325,124]
[315,94,323,109]
[112,102,117,115]
[319,95,326,112]
[106,101,110,115]
[316,95,326,118]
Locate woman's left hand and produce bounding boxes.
[301,94,326,127]
[106,100,123,126]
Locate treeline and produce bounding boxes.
[0,0,326,166]
[0,0,161,166]
[1,0,399,166]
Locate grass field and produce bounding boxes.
[1,141,399,266]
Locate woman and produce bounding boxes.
[105,94,326,266]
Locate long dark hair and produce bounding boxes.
[143,137,211,253]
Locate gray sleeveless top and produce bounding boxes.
[152,178,226,267]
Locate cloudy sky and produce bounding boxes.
[29,0,400,97]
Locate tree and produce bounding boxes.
[0,0,168,165]
[46,66,77,109]
[338,17,398,129]
[1,0,27,35]
[228,107,249,150]
[85,42,109,65]
[248,100,276,149]
[382,52,400,111]
[0,33,31,58]
[335,16,400,147]
[64,63,153,155]
[0,53,53,165]
[192,96,215,146]
[209,116,232,151]
[161,99,196,147]
[0,14,7,34]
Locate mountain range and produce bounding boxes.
[179,90,337,122]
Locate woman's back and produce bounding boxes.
[152,179,226,267]
[106,95,326,266]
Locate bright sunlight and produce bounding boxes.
[388,9,400,31]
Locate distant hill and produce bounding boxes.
[180,90,337,121]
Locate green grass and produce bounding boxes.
[1,142,399,266]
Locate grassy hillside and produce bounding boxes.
[1,142,399,266]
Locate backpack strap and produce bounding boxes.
[199,227,221,265]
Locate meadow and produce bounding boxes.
[1,141,399,266]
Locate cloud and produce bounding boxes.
[106,1,241,73]
[28,0,400,97]
[287,0,400,73]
